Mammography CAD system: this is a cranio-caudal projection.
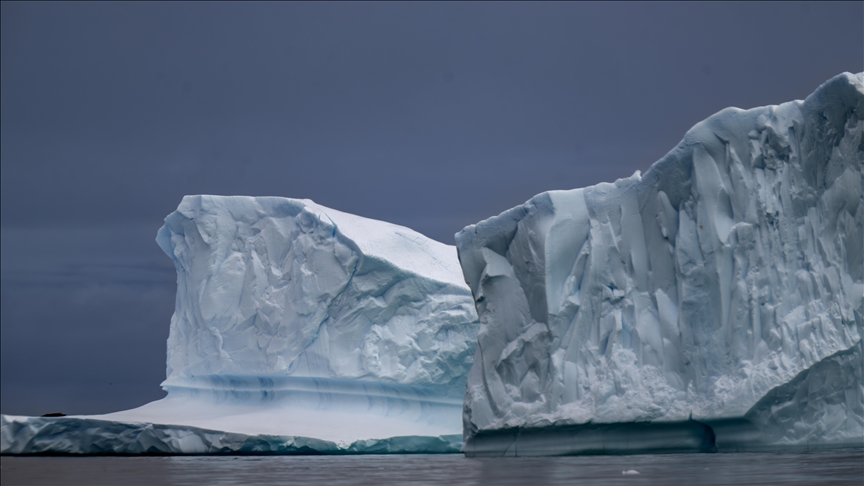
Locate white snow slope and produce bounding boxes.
[1,197,478,454]
[455,72,863,455]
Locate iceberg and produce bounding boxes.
[1,196,478,454]
[455,72,864,456]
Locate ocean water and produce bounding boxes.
[2,449,862,485]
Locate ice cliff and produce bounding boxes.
[456,72,864,455]
[157,196,476,399]
[2,196,478,454]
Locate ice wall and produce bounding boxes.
[157,195,478,399]
[455,72,863,454]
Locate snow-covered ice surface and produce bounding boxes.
[456,72,864,456]
[1,197,478,454]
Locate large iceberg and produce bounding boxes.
[1,196,478,454]
[455,72,864,456]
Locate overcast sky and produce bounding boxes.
[1,2,861,415]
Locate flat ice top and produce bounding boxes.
[299,198,466,289]
[185,195,467,290]
[81,397,461,445]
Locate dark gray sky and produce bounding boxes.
[1,2,861,415]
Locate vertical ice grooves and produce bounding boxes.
[455,72,864,452]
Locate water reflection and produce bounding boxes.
[2,449,862,486]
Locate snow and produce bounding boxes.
[1,197,477,454]
[456,72,864,455]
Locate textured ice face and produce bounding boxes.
[157,196,478,398]
[456,73,863,446]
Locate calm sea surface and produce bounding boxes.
[2,449,863,485]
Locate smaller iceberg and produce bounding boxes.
[1,196,479,454]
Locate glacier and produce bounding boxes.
[1,196,478,454]
[455,72,864,456]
